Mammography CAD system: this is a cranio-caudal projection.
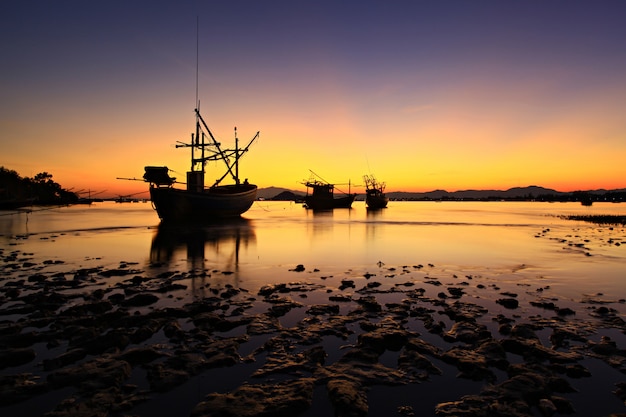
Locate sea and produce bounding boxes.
[1,200,625,416]
[2,200,624,298]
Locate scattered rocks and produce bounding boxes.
[2,246,626,417]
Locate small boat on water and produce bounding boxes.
[363,174,388,209]
[143,108,259,221]
[302,171,356,210]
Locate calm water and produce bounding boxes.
[1,200,625,299]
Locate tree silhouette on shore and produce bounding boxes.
[0,167,78,208]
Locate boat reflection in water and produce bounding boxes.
[150,218,256,289]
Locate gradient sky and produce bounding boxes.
[2,1,626,198]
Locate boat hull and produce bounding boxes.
[149,184,257,221]
[304,194,356,210]
[366,195,388,209]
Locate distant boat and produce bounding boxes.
[143,108,259,221]
[302,171,356,210]
[363,174,388,209]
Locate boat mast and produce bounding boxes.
[235,127,239,184]
[195,17,204,176]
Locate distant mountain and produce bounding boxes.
[387,185,563,200]
[269,191,305,201]
[257,187,305,200]
[256,185,626,202]
[587,188,626,195]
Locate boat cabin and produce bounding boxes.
[143,166,175,187]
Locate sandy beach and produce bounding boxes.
[1,212,625,417]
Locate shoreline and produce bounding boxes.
[2,241,626,416]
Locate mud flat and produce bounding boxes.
[1,236,626,416]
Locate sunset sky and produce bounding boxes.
[2,1,626,198]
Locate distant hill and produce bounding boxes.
[269,191,305,201]
[386,185,563,200]
[256,185,626,202]
[257,187,305,200]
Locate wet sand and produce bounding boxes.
[1,224,626,417]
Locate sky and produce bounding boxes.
[2,1,626,198]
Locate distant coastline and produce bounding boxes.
[258,185,626,203]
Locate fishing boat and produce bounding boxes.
[143,108,259,221]
[363,174,388,209]
[302,171,356,210]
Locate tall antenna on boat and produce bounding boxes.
[195,15,199,108]
[194,16,205,173]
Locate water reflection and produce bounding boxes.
[305,209,334,237]
[365,205,385,240]
[150,219,256,273]
[366,206,385,217]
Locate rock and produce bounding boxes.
[448,287,465,298]
[80,329,131,355]
[530,301,556,310]
[444,321,491,344]
[117,346,165,366]
[203,337,246,368]
[404,338,441,357]
[398,405,415,416]
[121,293,159,307]
[191,378,314,417]
[443,301,488,322]
[258,283,287,296]
[398,347,442,380]
[496,298,519,309]
[247,314,283,335]
[441,346,496,382]
[501,338,582,363]
[99,268,142,277]
[589,336,620,356]
[61,300,113,316]
[145,350,222,392]
[329,294,352,302]
[475,339,509,370]
[43,348,87,371]
[358,328,410,353]
[130,318,163,343]
[556,307,575,316]
[510,323,540,340]
[145,363,190,392]
[47,357,131,392]
[549,327,587,349]
[563,363,591,378]
[0,373,48,406]
[253,345,325,378]
[307,304,340,315]
[320,358,407,386]
[354,296,382,313]
[340,280,355,290]
[163,320,183,339]
[327,378,368,417]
